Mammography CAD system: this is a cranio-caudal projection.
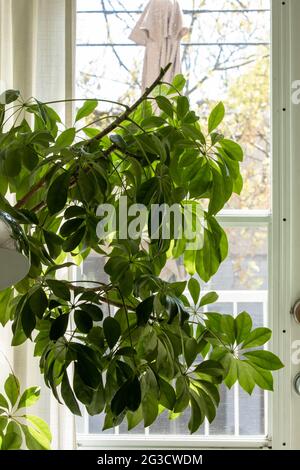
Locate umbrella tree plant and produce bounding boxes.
[0,66,283,435]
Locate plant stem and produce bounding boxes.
[40,98,129,109]
[14,64,171,211]
[15,175,48,209]
[88,63,172,143]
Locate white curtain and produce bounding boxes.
[0,0,77,450]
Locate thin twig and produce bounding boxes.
[14,64,171,211]
[88,64,172,143]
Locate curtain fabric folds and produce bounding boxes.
[0,0,76,450]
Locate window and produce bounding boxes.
[75,0,271,447]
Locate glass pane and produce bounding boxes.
[149,410,205,435]
[239,389,265,436]
[206,226,268,291]
[119,420,145,434]
[76,1,271,209]
[89,415,114,434]
[209,385,235,435]
[160,226,268,291]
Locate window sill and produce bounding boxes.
[77,434,271,450]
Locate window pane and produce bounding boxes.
[75,0,270,441]
[161,226,268,291]
[239,389,265,436]
[149,410,205,435]
[76,1,271,209]
[206,226,268,291]
[209,385,235,435]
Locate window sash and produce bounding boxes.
[75,0,273,448]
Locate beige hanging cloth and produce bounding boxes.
[129,0,188,91]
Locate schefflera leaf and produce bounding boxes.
[0,374,52,450]
[206,311,283,395]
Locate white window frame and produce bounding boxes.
[75,0,295,450]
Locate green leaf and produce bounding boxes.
[219,139,243,161]
[64,205,86,219]
[220,314,235,345]
[184,338,198,368]
[29,129,54,146]
[62,226,86,252]
[20,299,36,338]
[4,148,22,177]
[60,218,84,238]
[142,392,158,428]
[103,316,121,349]
[244,350,284,371]
[74,310,93,333]
[168,73,186,95]
[43,230,63,259]
[22,146,39,170]
[193,380,220,407]
[0,89,20,104]
[0,104,4,128]
[188,278,200,305]
[158,377,176,410]
[78,168,96,202]
[127,406,143,431]
[75,100,98,122]
[208,102,225,133]
[4,374,20,407]
[0,288,14,326]
[136,296,154,326]
[237,361,256,394]
[1,431,22,450]
[224,355,238,389]
[29,288,48,319]
[199,291,218,307]
[47,172,70,215]
[247,363,274,391]
[111,377,141,416]
[174,376,190,413]
[241,327,272,349]
[0,416,8,434]
[25,415,52,443]
[155,96,174,118]
[194,360,224,383]
[87,327,104,350]
[49,314,69,341]
[190,387,215,424]
[76,352,101,389]
[0,393,9,410]
[141,116,166,129]
[177,96,189,120]
[17,386,40,410]
[188,393,203,433]
[21,423,51,450]
[73,365,93,404]
[79,304,103,321]
[235,311,252,345]
[83,127,100,138]
[170,74,186,93]
[46,279,70,301]
[55,128,75,148]
[208,165,228,215]
[61,372,82,416]
[86,381,105,416]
